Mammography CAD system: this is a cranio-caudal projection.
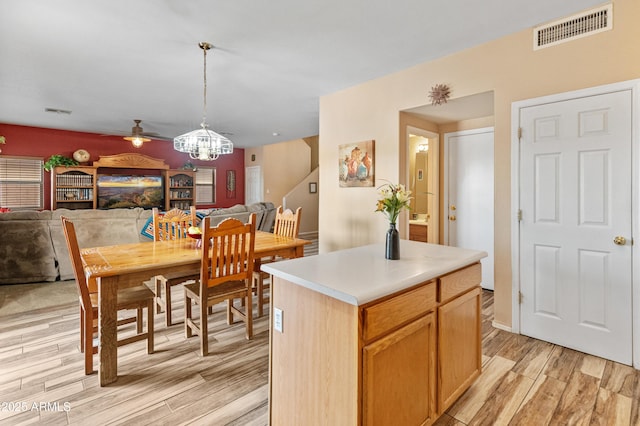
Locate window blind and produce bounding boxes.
[0,157,44,209]
[195,167,216,204]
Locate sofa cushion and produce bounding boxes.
[0,219,58,284]
[50,208,152,281]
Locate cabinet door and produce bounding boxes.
[363,312,436,426]
[437,287,481,413]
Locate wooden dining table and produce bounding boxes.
[80,230,310,386]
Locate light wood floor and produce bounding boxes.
[1,286,639,424]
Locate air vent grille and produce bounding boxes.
[534,4,612,50]
[45,108,72,115]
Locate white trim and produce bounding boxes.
[511,79,640,368]
[491,321,512,333]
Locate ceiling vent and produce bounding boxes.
[533,4,612,50]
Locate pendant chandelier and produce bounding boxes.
[173,42,233,161]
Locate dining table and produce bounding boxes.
[80,230,310,386]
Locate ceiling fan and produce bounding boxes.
[123,119,152,148]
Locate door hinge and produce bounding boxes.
[518,127,522,140]
[517,209,522,222]
[519,291,523,304]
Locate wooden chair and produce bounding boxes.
[61,216,154,375]
[253,206,302,316]
[184,214,256,356]
[152,206,200,326]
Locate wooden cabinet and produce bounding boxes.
[363,312,436,426]
[269,262,482,425]
[438,286,482,413]
[52,166,97,209]
[409,223,428,242]
[166,170,195,210]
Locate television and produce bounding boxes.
[97,175,164,209]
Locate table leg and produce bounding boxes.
[98,276,119,386]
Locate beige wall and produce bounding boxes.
[283,167,319,235]
[245,139,312,206]
[318,0,640,328]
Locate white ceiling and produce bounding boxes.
[0,0,604,148]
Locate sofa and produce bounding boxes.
[0,202,276,285]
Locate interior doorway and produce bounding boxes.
[408,128,439,243]
[245,166,262,205]
[444,128,495,290]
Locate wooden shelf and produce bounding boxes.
[52,166,97,210]
[52,154,197,211]
[166,170,195,210]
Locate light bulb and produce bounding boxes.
[131,138,144,148]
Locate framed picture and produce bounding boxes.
[309,182,317,193]
[338,139,375,187]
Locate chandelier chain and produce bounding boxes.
[201,42,210,128]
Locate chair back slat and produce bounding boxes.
[152,206,197,241]
[201,214,256,288]
[273,206,302,238]
[61,217,92,310]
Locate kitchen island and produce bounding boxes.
[262,240,487,425]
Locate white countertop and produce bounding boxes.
[262,240,487,306]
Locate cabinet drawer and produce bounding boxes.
[409,224,428,242]
[439,263,481,302]
[363,281,436,341]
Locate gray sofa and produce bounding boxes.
[0,202,276,285]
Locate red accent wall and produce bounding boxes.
[0,123,244,210]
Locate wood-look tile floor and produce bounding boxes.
[1,287,639,425]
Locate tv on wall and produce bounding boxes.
[97,175,164,209]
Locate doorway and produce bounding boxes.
[444,128,495,290]
[408,128,439,243]
[512,80,639,366]
[245,166,262,205]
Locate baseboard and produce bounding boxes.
[492,321,512,333]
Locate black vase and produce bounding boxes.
[385,223,400,260]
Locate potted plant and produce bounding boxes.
[43,154,79,172]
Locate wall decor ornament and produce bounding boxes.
[428,83,451,105]
[226,169,236,198]
[338,140,374,187]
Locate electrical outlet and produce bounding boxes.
[273,307,283,333]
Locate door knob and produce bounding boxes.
[449,215,456,221]
[614,236,626,246]
[450,205,456,211]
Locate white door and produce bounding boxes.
[518,90,632,365]
[245,166,262,205]
[444,128,495,290]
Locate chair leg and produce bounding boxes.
[246,291,253,340]
[256,273,264,317]
[136,307,143,334]
[227,299,234,325]
[200,296,209,357]
[185,289,193,338]
[84,308,93,375]
[146,300,154,354]
[154,276,165,314]
[164,279,172,327]
[79,306,85,353]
